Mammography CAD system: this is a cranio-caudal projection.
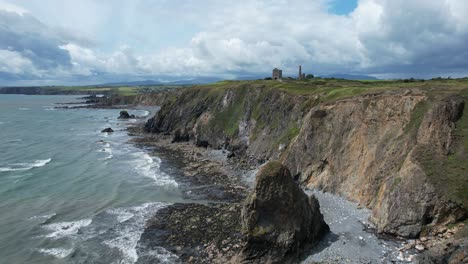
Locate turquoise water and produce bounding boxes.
[0,95,182,263]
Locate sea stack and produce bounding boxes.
[237,161,329,263]
[118,110,135,119]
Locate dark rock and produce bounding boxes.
[172,128,191,143]
[141,203,243,263]
[311,109,327,118]
[101,127,114,133]
[196,140,209,148]
[237,161,329,263]
[118,110,134,119]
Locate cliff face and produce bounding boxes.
[143,82,468,238]
[283,93,466,237]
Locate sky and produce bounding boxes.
[0,0,467,85]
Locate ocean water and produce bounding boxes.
[0,95,182,264]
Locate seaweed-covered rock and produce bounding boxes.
[237,161,329,263]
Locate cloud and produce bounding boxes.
[0,1,27,15]
[0,49,36,74]
[1,0,468,85]
[0,9,74,81]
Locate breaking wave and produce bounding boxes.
[0,158,52,173]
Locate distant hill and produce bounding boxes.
[320,74,379,80]
[97,77,223,87]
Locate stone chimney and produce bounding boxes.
[298,65,302,80]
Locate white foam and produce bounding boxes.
[38,248,73,258]
[103,203,167,264]
[141,110,150,117]
[99,147,113,160]
[18,107,31,110]
[132,152,178,187]
[138,248,179,263]
[42,218,92,239]
[29,213,56,223]
[108,208,134,223]
[0,158,52,172]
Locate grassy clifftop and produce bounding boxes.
[199,77,468,100]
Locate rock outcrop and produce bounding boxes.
[118,110,135,119]
[101,127,114,133]
[237,161,329,263]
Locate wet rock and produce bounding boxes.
[140,203,243,263]
[118,110,135,119]
[101,127,114,133]
[237,161,329,263]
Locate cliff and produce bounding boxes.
[143,79,468,238]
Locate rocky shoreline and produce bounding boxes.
[127,126,249,263]
[83,92,467,263]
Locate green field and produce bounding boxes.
[0,84,185,96]
[199,77,468,101]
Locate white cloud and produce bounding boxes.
[0,49,36,74]
[0,1,27,15]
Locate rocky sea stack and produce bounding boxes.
[118,110,135,119]
[238,161,329,264]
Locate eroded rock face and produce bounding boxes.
[238,161,329,263]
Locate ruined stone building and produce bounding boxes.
[272,68,282,80]
[298,65,306,80]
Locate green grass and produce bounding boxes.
[275,124,300,147]
[403,100,430,136]
[22,84,183,96]
[415,100,468,209]
[197,78,468,104]
[207,85,249,137]
[444,100,468,207]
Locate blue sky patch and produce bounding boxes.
[329,0,358,15]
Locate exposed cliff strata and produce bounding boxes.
[143,82,468,239]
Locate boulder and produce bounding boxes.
[101,127,114,133]
[118,110,135,119]
[237,161,329,263]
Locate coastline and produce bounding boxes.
[77,97,250,262]
[120,110,408,263]
[82,94,466,263]
[127,126,250,263]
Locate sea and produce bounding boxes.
[0,95,183,264]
